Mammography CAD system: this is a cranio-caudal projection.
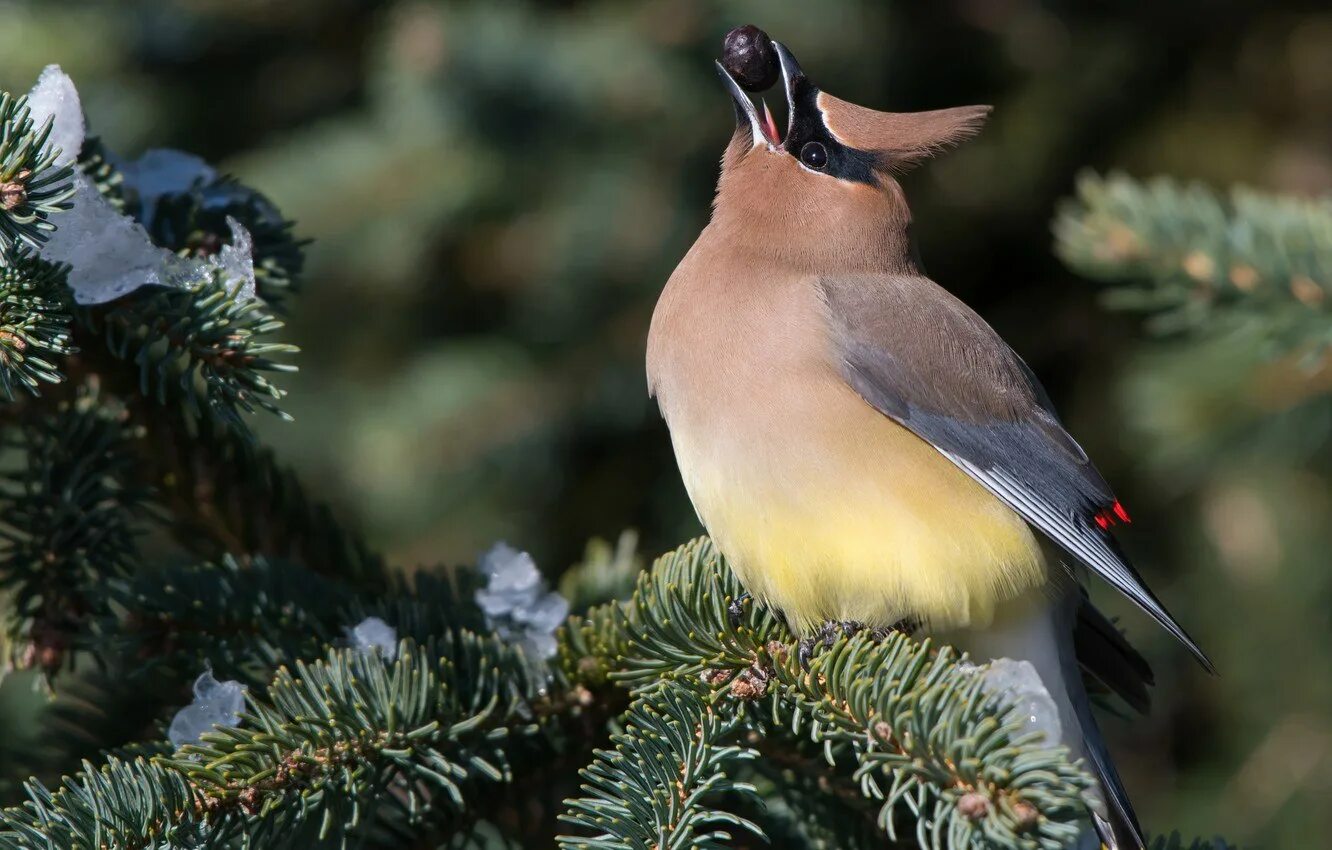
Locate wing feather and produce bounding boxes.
[823,273,1212,671]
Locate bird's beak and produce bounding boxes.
[715,61,781,148]
[772,41,810,143]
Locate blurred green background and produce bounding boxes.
[2,0,1330,845]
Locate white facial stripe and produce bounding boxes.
[813,91,855,149]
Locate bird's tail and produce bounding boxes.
[1071,662,1145,850]
[939,588,1145,850]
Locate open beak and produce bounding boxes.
[771,41,807,142]
[715,61,782,148]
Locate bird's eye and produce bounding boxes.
[800,141,828,169]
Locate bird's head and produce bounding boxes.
[712,31,990,272]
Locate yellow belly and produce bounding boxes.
[671,384,1047,634]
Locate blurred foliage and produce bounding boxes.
[1056,172,1332,352]
[0,0,1329,847]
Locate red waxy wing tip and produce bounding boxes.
[1093,500,1131,530]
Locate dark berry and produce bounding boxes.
[722,25,779,93]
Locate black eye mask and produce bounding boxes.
[782,78,877,186]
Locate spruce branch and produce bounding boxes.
[167,639,545,845]
[556,585,630,692]
[0,663,184,808]
[0,756,209,850]
[98,555,485,688]
[735,691,914,848]
[0,527,1240,850]
[101,556,352,684]
[567,538,1098,850]
[739,755,902,850]
[87,267,299,431]
[0,638,551,849]
[1054,172,1332,353]
[557,683,765,849]
[125,404,386,583]
[345,568,489,640]
[0,246,74,400]
[0,91,75,251]
[557,530,642,614]
[0,385,149,674]
[6,560,513,813]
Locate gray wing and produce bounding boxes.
[820,273,1211,671]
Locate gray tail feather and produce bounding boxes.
[1075,593,1154,714]
[1073,683,1147,850]
[946,586,1150,850]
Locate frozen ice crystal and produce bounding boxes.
[475,542,568,662]
[976,658,1062,746]
[24,67,253,305]
[38,177,255,305]
[348,616,398,661]
[477,543,541,605]
[216,216,256,301]
[513,590,570,635]
[26,65,85,166]
[41,174,209,304]
[168,671,246,749]
[117,148,217,229]
[522,631,559,663]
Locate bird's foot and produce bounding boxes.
[799,619,918,667]
[727,592,752,629]
[852,619,920,644]
[796,620,865,670]
[818,619,865,647]
[797,636,817,670]
[879,617,920,639]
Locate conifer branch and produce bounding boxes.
[87,269,298,432]
[0,385,149,674]
[558,684,765,849]
[0,756,208,850]
[740,753,899,850]
[1054,172,1332,352]
[0,247,74,400]
[101,556,351,683]
[0,639,550,849]
[97,555,483,686]
[0,532,1238,850]
[561,538,1098,850]
[0,92,75,250]
[122,404,386,584]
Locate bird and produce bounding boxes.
[646,27,1212,850]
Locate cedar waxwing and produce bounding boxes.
[646,29,1212,850]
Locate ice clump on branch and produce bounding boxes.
[216,216,256,301]
[347,616,398,661]
[41,175,211,304]
[26,64,85,166]
[476,542,570,663]
[117,149,217,230]
[962,657,1062,746]
[25,66,256,305]
[167,671,246,749]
